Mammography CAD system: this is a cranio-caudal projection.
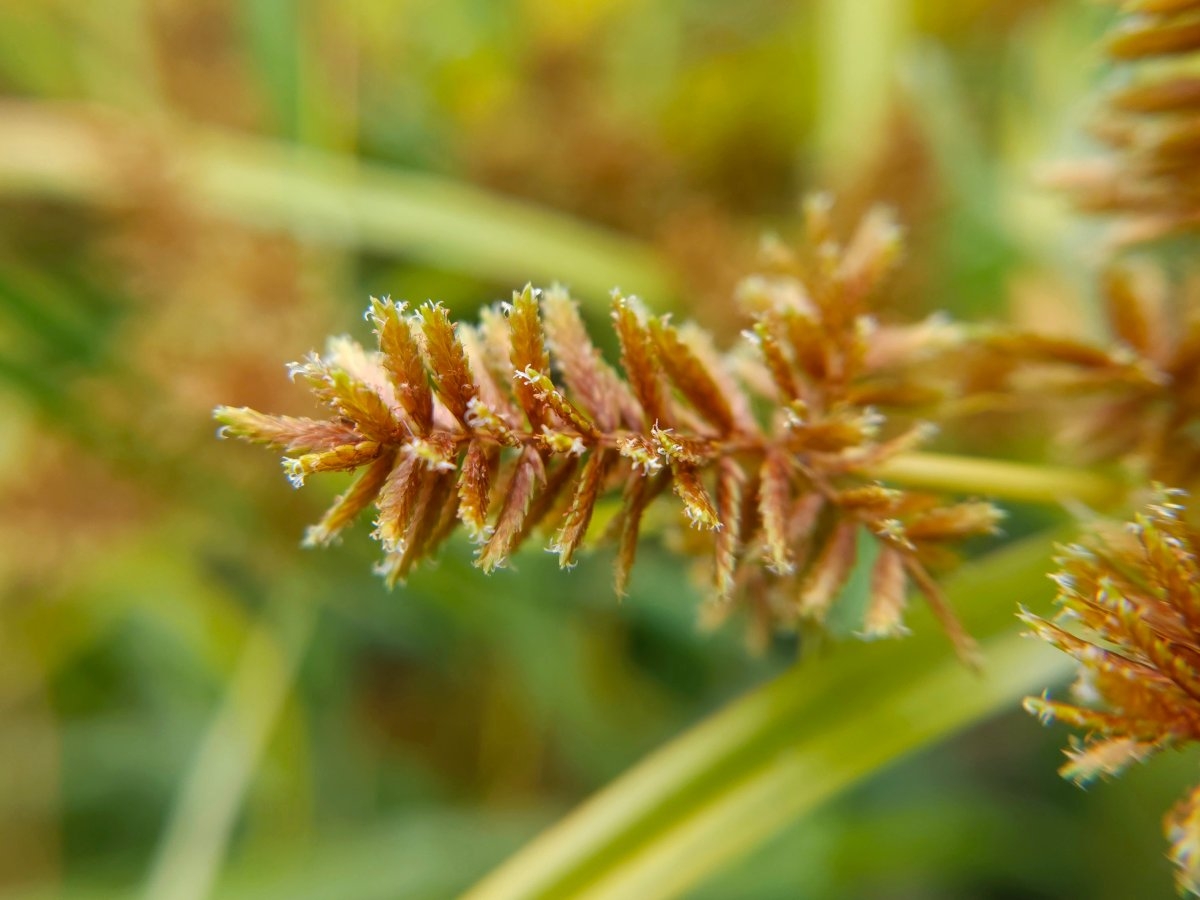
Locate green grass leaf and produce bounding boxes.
[463,530,1071,900]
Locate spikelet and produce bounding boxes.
[1023,487,1200,895]
[368,298,432,434]
[862,545,909,639]
[416,300,477,427]
[214,407,362,452]
[216,203,999,657]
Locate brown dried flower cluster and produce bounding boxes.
[982,263,1200,493]
[1067,266,1200,491]
[1018,4,1200,890]
[1048,0,1200,246]
[968,2,1200,497]
[216,201,1000,658]
[1023,489,1200,895]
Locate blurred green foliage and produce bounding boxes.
[0,0,1189,897]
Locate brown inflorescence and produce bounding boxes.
[976,263,1200,496]
[1023,488,1200,895]
[1046,0,1200,247]
[215,201,1001,659]
[989,1,1200,502]
[1060,266,1200,491]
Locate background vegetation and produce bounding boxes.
[0,0,1191,897]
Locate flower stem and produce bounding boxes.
[869,451,1124,506]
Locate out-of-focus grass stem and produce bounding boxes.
[141,594,316,900]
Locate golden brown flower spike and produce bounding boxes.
[995,2,1200,498]
[1023,488,1200,896]
[1047,0,1200,246]
[977,262,1200,496]
[215,203,1000,659]
[1072,266,1200,491]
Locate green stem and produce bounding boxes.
[870,451,1124,506]
[464,529,1072,900]
[0,105,676,305]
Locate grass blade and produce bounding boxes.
[0,105,675,305]
[464,530,1069,900]
[141,592,316,900]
